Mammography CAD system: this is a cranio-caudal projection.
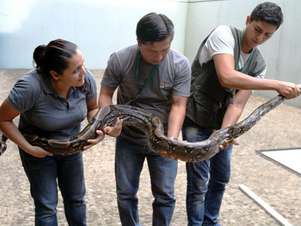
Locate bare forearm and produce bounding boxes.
[214,54,300,98]
[167,102,187,138]
[221,90,251,128]
[87,108,99,122]
[221,104,244,128]
[0,121,32,152]
[99,95,112,107]
[98,87,114,108]
[221,70,279,90]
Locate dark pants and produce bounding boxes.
[182,119,232,226]
[115,137,178,226]
[20,150,86,226]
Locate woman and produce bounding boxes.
[0,39,118,226]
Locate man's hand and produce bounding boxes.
[103,118,123,137]
[219,138,239,150]
[277,82,301,99]
[159,137,178,158]
[84,130,105,150]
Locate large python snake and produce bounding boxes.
[0,94,292,161]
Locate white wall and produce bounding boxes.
[0,0,188,69]
[1,0,300,106]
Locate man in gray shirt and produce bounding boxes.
[99,13,191,226]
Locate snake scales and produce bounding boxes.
[0,94,289,161]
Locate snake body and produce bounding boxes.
[0,95,286,161]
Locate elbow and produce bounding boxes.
[218,73,235,88]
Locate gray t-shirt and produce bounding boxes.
[8,70,97,139]
[198,25,266,77]
[101,44,191,143]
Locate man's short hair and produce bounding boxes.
[136,12,174,43]
[250,2,283,29]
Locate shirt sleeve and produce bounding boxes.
[7,74,40,113]
[101,52,122,89]
[199,25,235,64]
[173,56,191,97]
[84,70,97,101]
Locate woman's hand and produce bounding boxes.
[26,145,53,158]
[103,118,123,137]
[84,130,105,150]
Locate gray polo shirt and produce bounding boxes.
[8,70,97,139]
[101,44,191,143]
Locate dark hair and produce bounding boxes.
[33,39,78,76]
[136,12,174,43]
[250,2,283,29]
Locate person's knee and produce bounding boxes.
[117,188,138,201]
[187,191,206,203]
[187,176,207,201]
[66,198,86,207]
[152,179,176,200]
[187,174,209,193]
[210,166,231,185]
[64,199,86,226]
[215,169,231,183]
[62,187,86,204]
[154,193,176,206]
[35,199,57,219]
[209,177,230,191]
[152,182,175,204]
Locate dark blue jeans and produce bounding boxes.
[115,137,177,226]
[182,118,232,226]
[19,150,86,226]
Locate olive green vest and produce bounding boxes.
[186,26,266,129]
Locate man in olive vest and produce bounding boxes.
[183,2,300,226]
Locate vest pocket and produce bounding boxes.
[190,92,225,129]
